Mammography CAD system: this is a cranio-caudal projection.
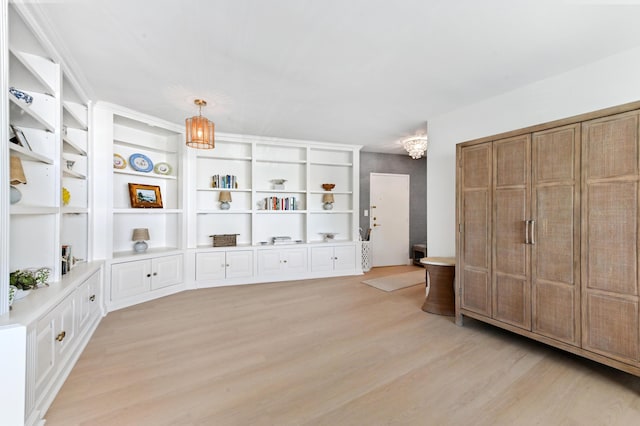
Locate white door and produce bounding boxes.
[370,173,410,267]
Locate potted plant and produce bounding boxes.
[9,267,50,301]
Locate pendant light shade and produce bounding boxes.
[186,99,215,149]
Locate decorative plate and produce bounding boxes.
[129,153,153,173]
[113,153,127,169]
[154,162,172,175]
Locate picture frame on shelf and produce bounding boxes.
[10,124,32,151]
[128,183,163,208]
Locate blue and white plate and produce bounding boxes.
[129,153,153,173]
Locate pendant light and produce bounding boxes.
[186,99,215,149]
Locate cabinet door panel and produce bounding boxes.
[493,135,530,329]
[531,125,580,344]
[494,274,529,328]
[582,112,640,361]
[284,248,308,273]
[584,293,639,362]
[462,269,491,315]
[55,298,76,362]
[311,246,334,272]
[459,143,492,317]
[111,260,150,300]
[151,255,183,290]
[257,250,282,275]
[585,182,637,295]
[334,245,356,271]
[533,282,576,343]
[226,250,254,278]
[195,252,226,281]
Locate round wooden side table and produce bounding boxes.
[420,257,456,316]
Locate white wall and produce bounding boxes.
[427,46,640,256]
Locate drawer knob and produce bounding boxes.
[56,331,66,342]
[89,295,96,302]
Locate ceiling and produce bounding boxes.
[29,0,640,153]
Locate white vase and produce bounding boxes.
[14,289,31,300]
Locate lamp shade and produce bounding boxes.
[186,99,215,149]
[322,193,335,203]
[10,156,27,185]
[218,191,232,202]
[132,228,150,241]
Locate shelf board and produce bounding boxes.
[310,161,353,167]
[9,49,57,94]
[309,210,353,214]
[112,246,181,259]
[113,169,177,180]
[9,96,55,132]
[63,136,87,156]
[255,159,306,165]
[114,138,179,154]
[112,208,183,214]
[63,101,88,130]
[9,143,54,164]
[196,210,252,214]
[197,188,251,192]
[255,210,307,214]
[10,205,58,215]
[62,169,86,179]
[62,207,88,214]
[308,190,353,195]
[197,154,252,161]
[255,189,306,194]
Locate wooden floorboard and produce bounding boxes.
[45,266,640,425]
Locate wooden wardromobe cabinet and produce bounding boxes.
[456,102,640,376]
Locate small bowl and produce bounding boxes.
[322,183,335,191]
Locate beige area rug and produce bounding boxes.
[362,270,425,292]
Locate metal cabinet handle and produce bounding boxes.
[530,220,536,245]
[524,220,530,244]
[153,272,157,276]
[56,331,66,342]
[89,295,96,302]
[146,273,151,278]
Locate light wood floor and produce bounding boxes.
[45,266,640,425]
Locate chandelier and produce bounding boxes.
[402,134,428,159]
[185,99,215,149]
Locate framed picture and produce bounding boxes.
[10,125,32,151]
[128,183,163,208]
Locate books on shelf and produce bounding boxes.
[264,196,297,210]
[212,174,237,189]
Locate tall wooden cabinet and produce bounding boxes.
[457,103,640,376]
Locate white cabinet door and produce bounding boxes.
[311,246,335,272]
[35,314,55,396]
[311,245,356,272]
[226,250,254,279]
[151,255,183,290]
[258,250,282,275]
[196,252,227,280]
[333,245,356,271]
[34,296,76,397]
[111,260,151,300]
[283,247,308,273]
[54,298,76,363]
[77,271,101,330]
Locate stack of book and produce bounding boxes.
[264,196,297,210]
[272,236,297,245]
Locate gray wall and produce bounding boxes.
[359,152,427,261]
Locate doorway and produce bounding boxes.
[369,173,410,267]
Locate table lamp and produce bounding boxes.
[132,228,150,252]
